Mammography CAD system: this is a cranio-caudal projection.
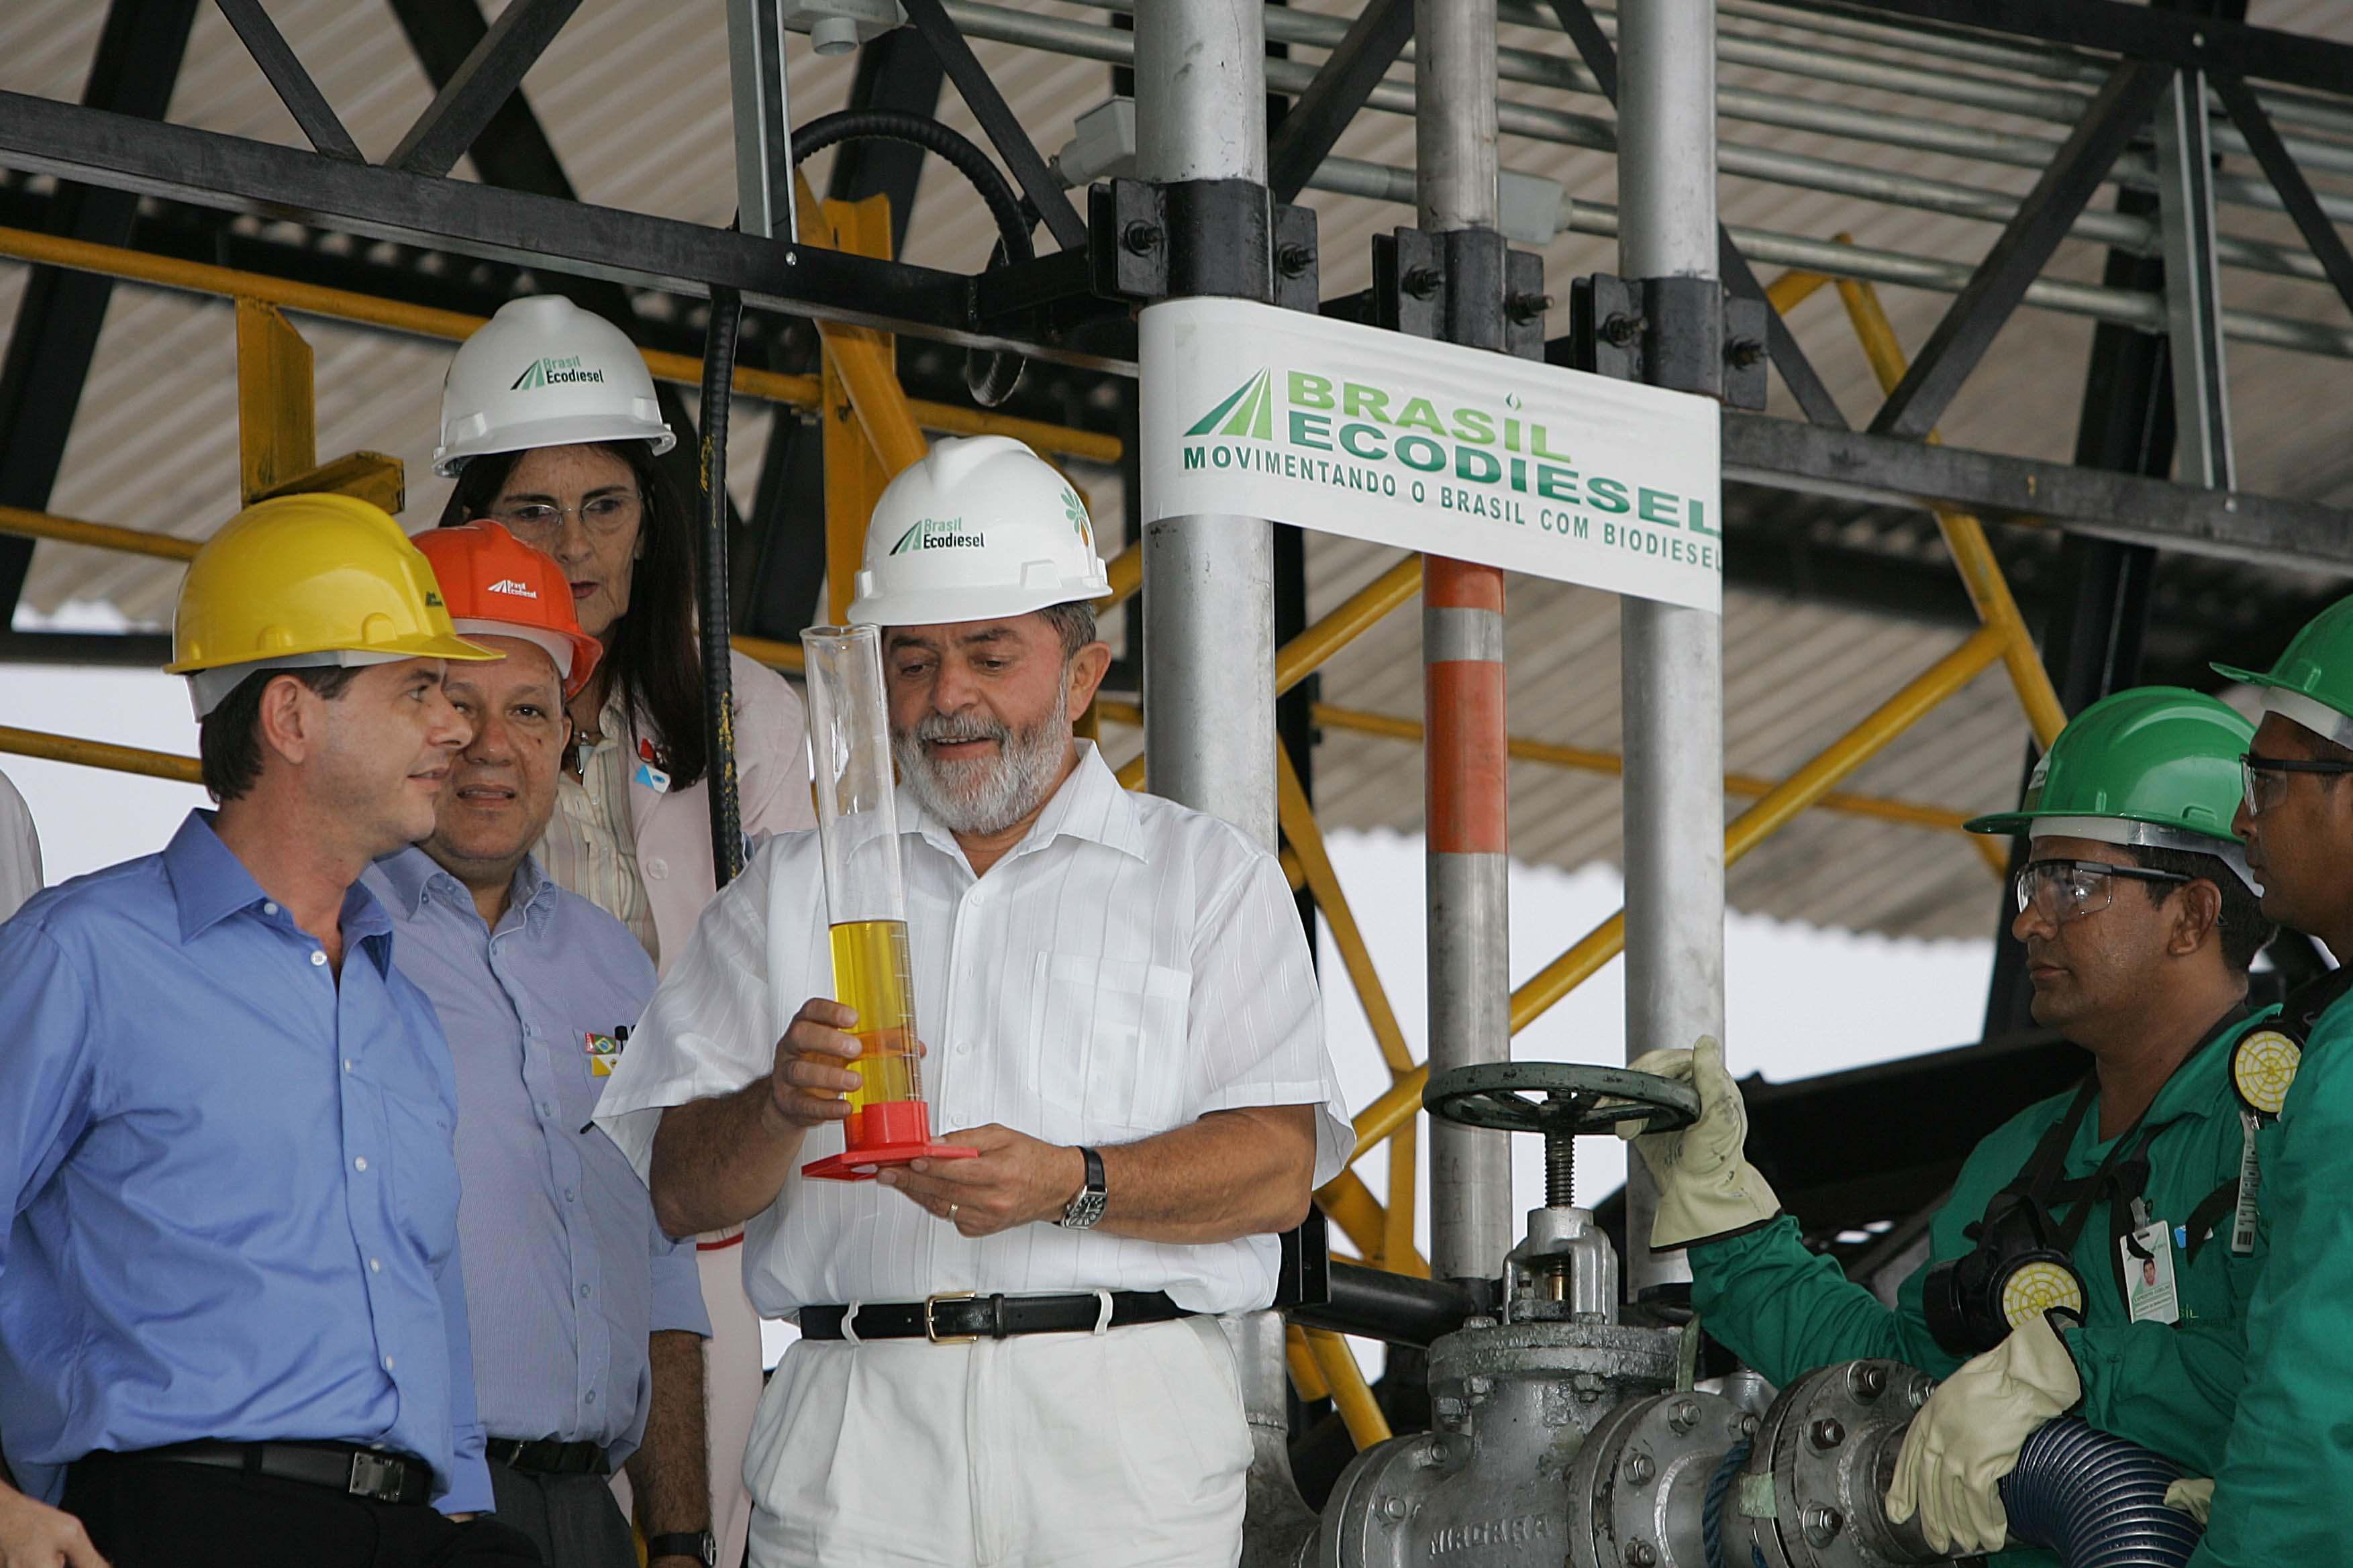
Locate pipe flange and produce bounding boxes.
[1562,1389,1748,1568]
[1728,1360,1946,1568]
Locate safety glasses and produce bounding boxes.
[2013,858,2191,923]
[2241,750,2353,816]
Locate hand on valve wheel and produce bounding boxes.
[1886,1308,2083,1555]
[1619,1035,1781,1250]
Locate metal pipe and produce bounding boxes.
[1615,0,1723,1306]
[1303,1329,1395,1450]
[0,725,202,785]
[695,284,746,889]
[1415,0,1515,1290]
[1291,1261,1479,1349]
[0,505,199,562]
[0,225,1120,465]
[1134,0,1276,849]
[1305,702,1983,835]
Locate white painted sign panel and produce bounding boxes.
[1140,297,1723,614]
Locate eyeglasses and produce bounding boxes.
[2013,858,2192,924]
[485,491,642,543]
[2241,750,2353,816]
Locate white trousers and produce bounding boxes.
[744,1314,1251,1568]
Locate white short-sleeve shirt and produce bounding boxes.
[594,743,1352,1317]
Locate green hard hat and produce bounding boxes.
[1966,686,2252,867]
[2213,593,2353,746]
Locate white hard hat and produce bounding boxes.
[848,435,1110,627]
[434,295,675,476]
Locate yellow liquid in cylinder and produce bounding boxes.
[829,919,919,1108]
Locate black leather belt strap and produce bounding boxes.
[128,1439,433,1505]
[799,1289,1186,1343]
[486,1436,609,1475]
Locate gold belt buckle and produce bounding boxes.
[923,1290,978,1344]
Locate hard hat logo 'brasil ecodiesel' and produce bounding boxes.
[509,354,607,391]
[889,515,988,556]
[1182,368,1716,554]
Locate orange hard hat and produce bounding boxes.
[411,521,603,696]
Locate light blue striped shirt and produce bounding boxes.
[366,848,707,1469]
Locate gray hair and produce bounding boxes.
[1037,599,1099,661]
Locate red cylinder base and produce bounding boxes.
[801,1099,977,1182]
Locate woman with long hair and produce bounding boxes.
[434,295,809,1568]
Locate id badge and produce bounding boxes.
[2232,1108,2263,1255]
[2123,1221,2181,1325]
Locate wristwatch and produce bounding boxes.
[645,1532,717,1567]
[1059,1145,1107,1230]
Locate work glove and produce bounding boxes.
[1885,1308,2083,1555]
[2164,1477,2214,1525]
[1621,1035,1781,1250]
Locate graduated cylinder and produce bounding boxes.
[798,625,972,1181]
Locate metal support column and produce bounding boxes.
[1134,9,1295,1561]
[1136,1,1276,847]
[2156,65,2233,490]
[1415,0,1515,1288]
[1617,0,1724,1302]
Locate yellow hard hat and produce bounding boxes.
[169,492,499,715]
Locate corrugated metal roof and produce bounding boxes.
[6,0,2351,942]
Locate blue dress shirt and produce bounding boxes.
[364,849,708,1469]
[0,813,491,1512]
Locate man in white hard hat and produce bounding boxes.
[595,435,1352,1567]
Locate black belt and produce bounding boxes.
[799,1290,1187,1343]
[487,1436,609,1475]
[117,1439,433,1505]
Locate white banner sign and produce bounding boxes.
[1140,297,1723,614]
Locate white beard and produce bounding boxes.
[893,700,1072,837]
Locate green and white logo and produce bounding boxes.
[511,354,607,391]
[1185,370,1276,440]
[1061,485,1091,546]
[889,515,988,555]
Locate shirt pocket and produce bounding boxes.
[1030,953,1192,1141]
[378,1088,462,1271]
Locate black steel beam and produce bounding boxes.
[212,0,363,161]
[2209,73,2353,325]
[1548,0,1848,428]
[1821,0,2353,99]
[0,631,175,667]
[1265,0,1413,204]
[386,0,585,177]
[1870,61,2172,441]
[1721,413,2353,575]
[0,90,1063,361]
[899,0,1089,252]
[0,0,199,627]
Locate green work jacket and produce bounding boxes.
[1691,1006,2274,1568]
[2189,972,2353,1568]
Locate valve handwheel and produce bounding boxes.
[1423,1062,1698,1139]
